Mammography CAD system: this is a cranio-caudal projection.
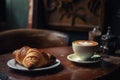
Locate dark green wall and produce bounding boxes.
[6,0,29,29]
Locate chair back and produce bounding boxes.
[0,29,69,53]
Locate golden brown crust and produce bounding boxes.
[12,46,56,69]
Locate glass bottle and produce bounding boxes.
[88,25,102,43]
[100,26,117,54]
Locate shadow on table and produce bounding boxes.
[8,64,64,76]
[71,59,113,68]
[95,67,120,80]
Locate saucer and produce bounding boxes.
[67,54,102,64]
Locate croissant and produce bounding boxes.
[12,46,56,69]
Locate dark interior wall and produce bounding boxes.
[62,31,88,45]
[0,0,6,22]
[0,0,6,31]
[104,0,120,36]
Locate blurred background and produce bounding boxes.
[0,0,120,48]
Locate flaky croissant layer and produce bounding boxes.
[12,46,56,69]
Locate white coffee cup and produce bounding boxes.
[72,40,98,60]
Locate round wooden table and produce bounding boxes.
[0,46,120,80]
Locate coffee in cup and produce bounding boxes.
[72,40,98,60]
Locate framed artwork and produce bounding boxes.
[42,0,105,31]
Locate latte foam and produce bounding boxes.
[73,40,98,46]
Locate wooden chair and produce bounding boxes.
[0,28,69,53]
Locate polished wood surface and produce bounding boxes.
[0,46,120,80]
